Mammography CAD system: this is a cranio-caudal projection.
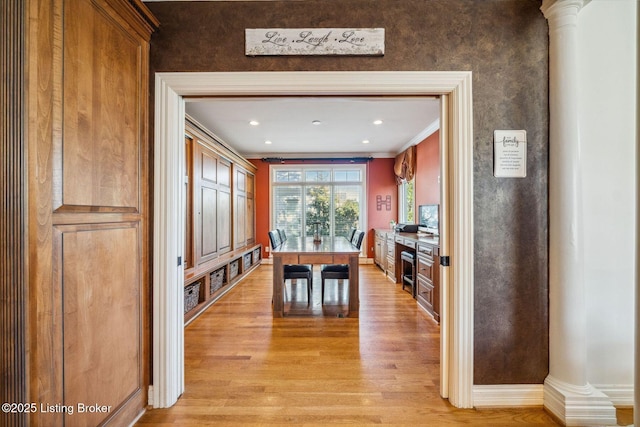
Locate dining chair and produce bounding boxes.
[347,227,357,242]
[268,229,282,249]
[320,230,364,303]
[269,229,313,304]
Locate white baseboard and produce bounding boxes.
[544,376,617,426]
[594,384,634,407]
[473,381,626,426]
[473,384,544,407]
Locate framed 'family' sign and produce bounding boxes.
[493,130,527,178]
[245,28,385,56]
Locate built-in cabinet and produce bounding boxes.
[184,119,261,323]
[416,242,440,321]
[374,229,440,322]
[21,0,158,425]
[234,165,256,249]
[193,139,232,264]
[386,233,397,282]
[374,229,387,270]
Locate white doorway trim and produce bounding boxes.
[152,71,474,409]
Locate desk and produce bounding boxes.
[373,230,440,322]
[271,236,360,318]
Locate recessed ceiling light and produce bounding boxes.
[264,140,272,145]
[373,120,383,125]
[362,140,370,144]
[249,120,260,126]
[312,120,322,125]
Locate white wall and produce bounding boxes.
[578,0,637,404]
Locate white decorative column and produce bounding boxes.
[540,1,616,425]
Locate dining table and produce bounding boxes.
[271,236,361,318]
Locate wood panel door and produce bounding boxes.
[26,0,157,425]
[193,142,232,265]
[246,172,255,245]
[217,158,232,255]
[194,142,221,264]
[234,166,247,249]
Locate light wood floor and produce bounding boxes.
[136,264,624,426]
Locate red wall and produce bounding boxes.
[249,158,398,259]
[365,158,397,257]
[415,130,440,208]
[249,159,271,258]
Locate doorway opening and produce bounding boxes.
[152,71,474,409]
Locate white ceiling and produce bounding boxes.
[184,96,441,159]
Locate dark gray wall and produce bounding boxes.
[147,0,549,385]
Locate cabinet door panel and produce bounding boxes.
[235,194,246,247]
[201,150,218,183]
[61,0,140,211]
[236,168,246,191]
[417,276,434,313]
[218,190,232,254]
[59,224,141,426]
[200,187,218,259]
[246,196,255,243]
[218,159,231,188]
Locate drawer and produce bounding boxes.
[417,243,434,260]
[395,235,404,244]
[417,256,434,281]
[416,276,434,312]
[386,244,395,258]
[403,239,416,249]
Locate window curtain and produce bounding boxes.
[394,145,416,184]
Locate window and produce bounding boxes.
[271,165,366,244]
[398,179,415,223]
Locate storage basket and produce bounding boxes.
[252,248,261,264]
[210,266,226,295]
[243,253,252,270]
[184,282,200,314]
[229,259,239,279]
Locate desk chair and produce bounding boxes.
[268,229,313,304]
[320,230,364,303]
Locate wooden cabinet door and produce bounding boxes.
[217,158,232,255]
[194,144,233,262]
[246,172,255,244]
[27,0,157,425]
[234,166,247,249]
[194,142,220,264]
[374,232,383,266]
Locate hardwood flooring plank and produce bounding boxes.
[137,264,564,426]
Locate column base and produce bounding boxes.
[544,376,617,426]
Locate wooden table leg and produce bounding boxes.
[273,256,284,318]
[348,254,359,318]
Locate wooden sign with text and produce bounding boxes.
[245,28,385,56]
